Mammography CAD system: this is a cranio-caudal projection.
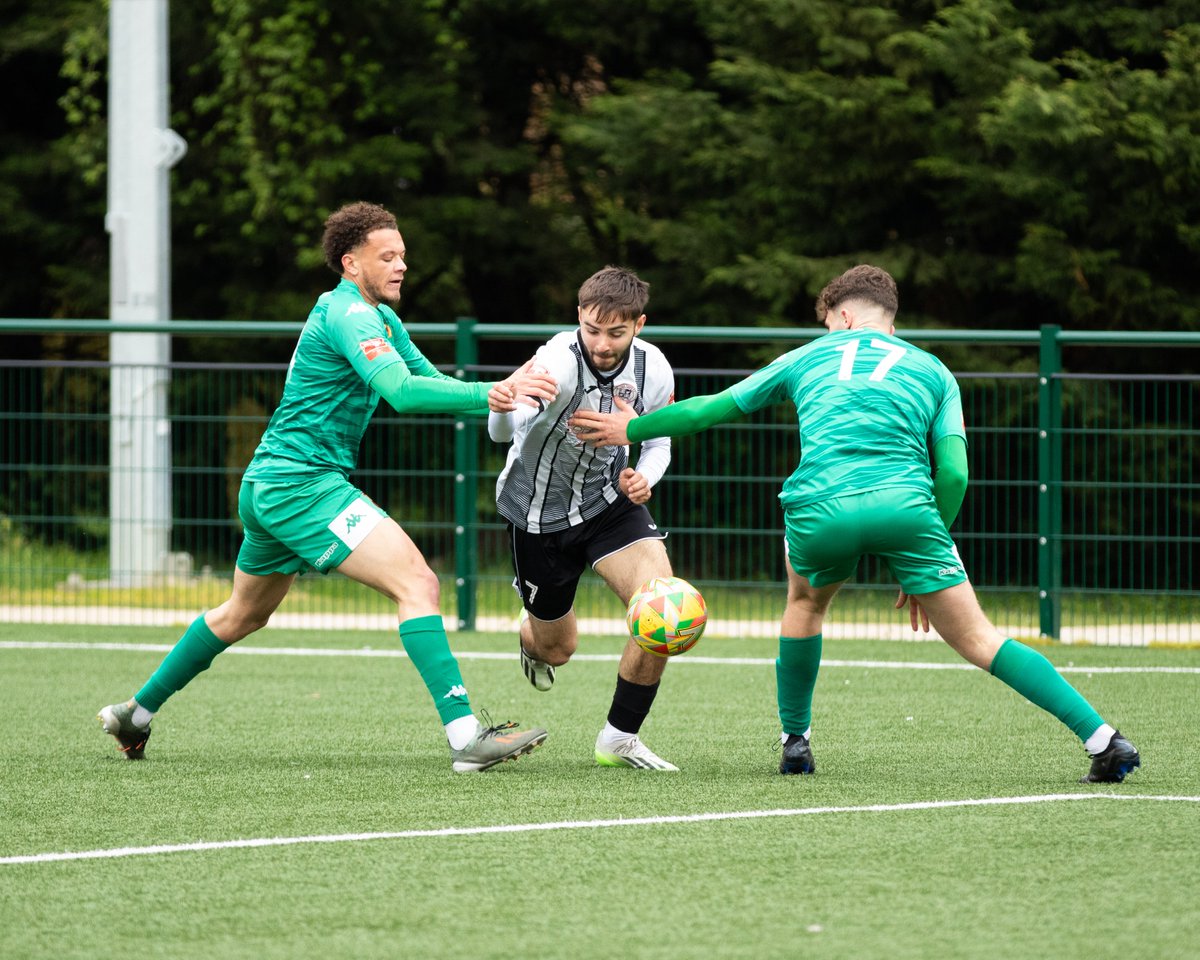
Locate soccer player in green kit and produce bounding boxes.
[570,265,1140,784]
[99,201,555,772]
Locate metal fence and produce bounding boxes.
[2,320,1197,645]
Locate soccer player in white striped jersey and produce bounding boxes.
[489,266,681,770]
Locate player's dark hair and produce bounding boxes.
[814,264,899,322]
[322,202,398,274]
[578,266,650,324]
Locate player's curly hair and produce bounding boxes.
[578,266,650,324]
[814,264,898,322]
[322,202,398,274]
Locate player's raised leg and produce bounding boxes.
[339,516,547,772]
[98,567,295,759]
[593,538,678,770]
[916,580,1140,783]
[519,606,578,690]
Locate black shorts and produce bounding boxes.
[509,498,668,620]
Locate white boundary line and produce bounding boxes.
[1,640,1198,673]
[3,794,1197,866]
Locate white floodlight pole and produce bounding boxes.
[107,0,187,585]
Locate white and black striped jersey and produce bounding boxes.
[490,330,674,533]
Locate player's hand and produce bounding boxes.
[570,395,636,447]
[619,467,652,504]
[490,358,557,413]
[895,589,930,633]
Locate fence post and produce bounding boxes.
[1037,324,1063,639]
[453,317,479,631]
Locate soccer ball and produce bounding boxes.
[626,576,708,657]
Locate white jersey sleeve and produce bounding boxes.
[631,354,673,487]
[493,331,675,533]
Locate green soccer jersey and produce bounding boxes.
[729,329,965,508]
[244,278,446,481]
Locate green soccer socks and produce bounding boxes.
[989,638,1104,742]
[777,633,822,736]
[135,614,229,712]
[399,614,474,725]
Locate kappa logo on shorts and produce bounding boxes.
[328,497,382,551]
[938,565,963,577]
[314,541,339,570]
[359,337,393,360]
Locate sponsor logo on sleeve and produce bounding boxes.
[359,337,393,361]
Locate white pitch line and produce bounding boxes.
[1,640,1198,673]
[3,793,1198,866]
[7,642,1200,674]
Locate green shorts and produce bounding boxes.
[783,487,968,595]
[236,474,388,576]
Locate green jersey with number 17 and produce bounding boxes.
[729,329,965,509]
[244,278,430,481]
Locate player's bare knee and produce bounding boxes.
[787,595,830,620]
[530,630,576,666]
[390,564,441,613]
[541,647,573,667]
[946,628,1003,669]
[208,608,264,642]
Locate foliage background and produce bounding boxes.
[2,0,1197,362]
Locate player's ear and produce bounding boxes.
[633,314,647,336]
[341,252,358,277]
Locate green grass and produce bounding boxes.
[1,624,1198,959]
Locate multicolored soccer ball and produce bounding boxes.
[626,576,708,657]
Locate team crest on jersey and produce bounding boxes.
[359,337,393,361]
[614,383,638,403]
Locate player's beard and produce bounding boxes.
[590,348,626,372]
[364,276,402,306]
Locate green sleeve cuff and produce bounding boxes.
[627,389,744,443]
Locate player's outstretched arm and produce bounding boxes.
[371,362,492,414]
[571,389,744,448]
